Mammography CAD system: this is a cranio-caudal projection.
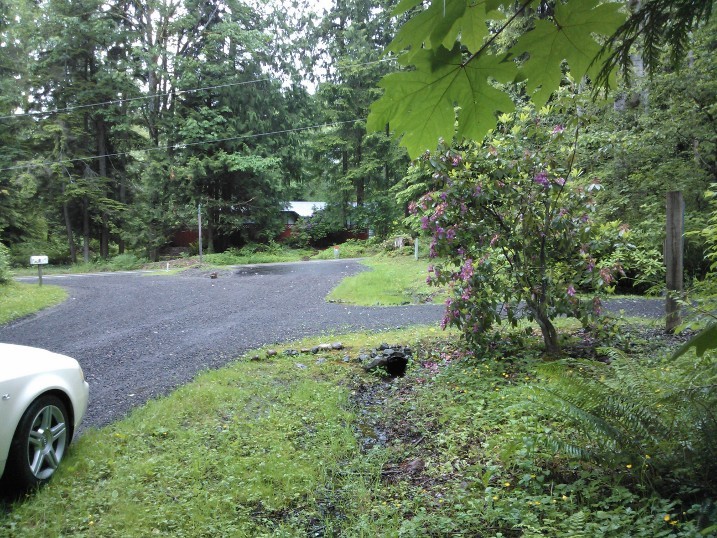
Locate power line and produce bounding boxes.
[0,119,363,172]
[0,78,273,121]
[0,58,397,121]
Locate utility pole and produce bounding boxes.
[198,204,203,264]
[665,191,684,333]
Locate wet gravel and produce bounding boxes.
[1,259,443,432]
[1,259,665,434]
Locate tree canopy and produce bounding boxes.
[368,0,714,158]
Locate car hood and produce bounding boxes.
[0,343,82,380]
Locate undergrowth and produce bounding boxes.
[0,282,67,325]
[1,324,714,536]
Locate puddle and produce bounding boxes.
[234,265,295,277]
[352,381,392,451]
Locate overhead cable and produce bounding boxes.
[0,58,396,120]
[0,119,362,172]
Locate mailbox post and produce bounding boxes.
[30,255,49,287]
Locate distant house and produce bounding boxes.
[282,201,327,225]
[278,201,327,240]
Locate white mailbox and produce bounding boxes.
[30,255,49,265]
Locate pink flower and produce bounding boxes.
[600,267,614,285]
[554,177,566,186]
[567,285,576,297]
[534,171,549,187]
[460,259,474,281]
[552,124,565,134]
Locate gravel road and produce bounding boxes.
[1,259,666,433]
[1,259,444,432]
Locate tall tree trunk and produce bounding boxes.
[118,172,126,255]
[97,117,109,259]
[62,194,77,264]
[342,150,349,226]
[355,139,364,206]
[82,196,90,263]
[207,222,215,254]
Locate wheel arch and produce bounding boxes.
[35,389,77,439]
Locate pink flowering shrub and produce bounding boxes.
[407,108,620,354]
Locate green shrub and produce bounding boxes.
[591,221,665,294]
[0,242,11,284]
[9,238,73,266]
[108,253,147,271]
[313,239,379,260]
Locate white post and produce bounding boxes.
[414,238,419,260]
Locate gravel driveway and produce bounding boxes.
[1,259,666,433]
[2,259,443,432]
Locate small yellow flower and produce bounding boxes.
[562,495,569,501]
[670,521,678,526]
[664,514,671,522]
[504,482,511,487]
[492,495,499,501]
[645,454,651,459]
[626,464,633,469]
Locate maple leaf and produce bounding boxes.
[387,0,467,63]
[442,2,502,53]
[368,46,516,157]
[370,0,625,158]
[509,0,626,106]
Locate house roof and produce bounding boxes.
[285,201,326,218]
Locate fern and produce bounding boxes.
[532,347,717,498]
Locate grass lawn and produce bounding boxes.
[0,282,67,325]
[328,256,445,306]
[2,323,712,536]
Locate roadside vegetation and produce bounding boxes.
[8,240,386,278]
[328,256,444,306]
[1,1,716,535]
[0,282,67,326]
[1,242,715,534]
[2,321,715,536]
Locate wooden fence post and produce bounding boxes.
[665,191,684,333]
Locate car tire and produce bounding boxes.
[4,394,70,491]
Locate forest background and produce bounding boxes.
[0,0,715,298]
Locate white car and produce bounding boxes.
[0,343,89,491]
